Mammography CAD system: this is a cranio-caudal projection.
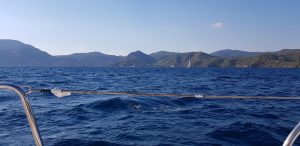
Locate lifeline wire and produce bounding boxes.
[22,86,300,100]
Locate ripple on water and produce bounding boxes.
[209,122,282,146]
[0,67,300,145]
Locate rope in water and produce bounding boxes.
[20,86,300,100]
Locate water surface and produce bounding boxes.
[0,67,300,146]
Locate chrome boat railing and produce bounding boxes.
[283,122,300,146]
[0,84,43,146]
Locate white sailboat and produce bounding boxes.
[187,59,191,68]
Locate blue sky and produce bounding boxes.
[0,0,299,55]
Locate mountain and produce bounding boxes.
[154,49,300,68]
[0,39,56,66]
[149,51,178,60]
[0,39,123,67]
[0,39,299,68]
[232,49,300,68]
[154,51,223,67]
[56,52,123,67]
[211,49,262,58]
[114,50,156,67]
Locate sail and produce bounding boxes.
[188,59,191,68]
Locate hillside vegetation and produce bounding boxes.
[0,39,299,68]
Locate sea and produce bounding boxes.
[0,67,300,146]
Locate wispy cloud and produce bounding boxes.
[211,22,224,29]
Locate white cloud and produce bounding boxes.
[212,22,224,29]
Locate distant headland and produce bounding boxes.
[0,39,299,68]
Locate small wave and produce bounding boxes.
[0,95,13,102]
[209,122,281,146]
[82,98,144,111]
[53,138,129,146]
[249,113,280,119]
